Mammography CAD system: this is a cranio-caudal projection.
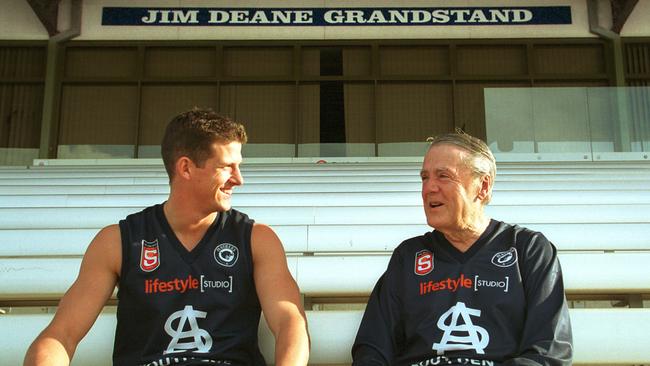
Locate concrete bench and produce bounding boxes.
[2,222,650,258]
[1,307,649,366]
[1,160,649,183]
[1,249,650,365]
[3,189,650,207]
[1,204,648,229]
[2,252,650,301]
[1,160,649,365]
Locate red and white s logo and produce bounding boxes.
[414,250,434,276]
[140,239,160,272]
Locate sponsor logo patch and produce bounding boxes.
[419,274,472,295]
[164,305,212,354]
[414,249,434,276]
[140,239,160,272]
[474,275,510,293]
[141,358,231,366]
[432,302,489,355]
[491,247,518,268]
[214,243,239,267]
[419,274,510,295]
[144,275,233,294]
[411,356,495,366]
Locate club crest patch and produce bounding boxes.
[415,249,434,276]
[214,243,239,267]
[491,247,518,268]
[140,239,160,272]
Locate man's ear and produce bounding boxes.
[175,156,193,181]
[476,174,492,202]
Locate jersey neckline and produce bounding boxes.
[428,219,500,264]
[154,202,225,264]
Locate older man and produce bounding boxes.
[352,132,572,366]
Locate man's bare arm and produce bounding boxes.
[252,223,309,366]
[24,225,121,366]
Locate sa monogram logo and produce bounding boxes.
[140,239,160,272]
[164,305,213,354]
[432,302,489,355]
[214,243,239,267]
[414,250,434,276]
[491,247,518,268]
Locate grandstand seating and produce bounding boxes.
[1,159,649,365]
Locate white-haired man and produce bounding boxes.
[352,131,572,366]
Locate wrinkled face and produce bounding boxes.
[191,141,244,213]
[420,144,483,233]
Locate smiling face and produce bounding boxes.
[420,143,486,234]
[190,141,244,213]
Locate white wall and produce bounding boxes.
[620,0,650,36]
[0,0,49,40]
[78,0,597,41]
[2,0,648,42]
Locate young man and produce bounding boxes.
[352,132,572,366]
[25,109,309,366]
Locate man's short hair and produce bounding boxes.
[427,130,496,204]
[161,108,247,180]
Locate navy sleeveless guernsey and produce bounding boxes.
[114,203,266,366]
